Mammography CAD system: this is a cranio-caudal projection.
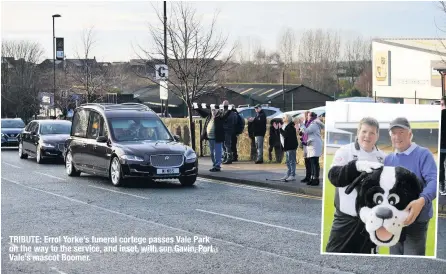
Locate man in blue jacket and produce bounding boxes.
[384,117,437,256]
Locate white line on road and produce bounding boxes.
[197,177,321,200]
[33,172,66,181]
[87,185,151,200]
[8,243,67,273]
[3,162,22,169]
[432,258,446,263]
[196,209,319,236]
[3,177,352,273]
[50,267,68,274]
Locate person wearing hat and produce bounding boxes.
[248,104,267,164]
[384,117,437,256]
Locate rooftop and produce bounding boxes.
[374,38,446,55]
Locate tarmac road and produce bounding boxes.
[1,149,445,274]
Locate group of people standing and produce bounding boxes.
[268,111,325,184]
[195,101,325,184]
[195,100,244,172]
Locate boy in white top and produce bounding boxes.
[325,117,387,254]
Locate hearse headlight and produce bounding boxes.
[42,143,55,148]
[121,155,144,162]
[184,149,197,163]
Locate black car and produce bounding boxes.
[64,103,198,187]
[18,120,72,164]
[1,118,25,147]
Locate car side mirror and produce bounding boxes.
[173,135,181,142]
[96,136,108,143]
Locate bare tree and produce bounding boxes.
[297,29,340,93]
[1,40,44,121]
[278,28,296,67]
[135,2,236,147]
[68,27,110,103]
[342,36,371,95]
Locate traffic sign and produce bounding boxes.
[160,80,168,100]
[155,64,168,80]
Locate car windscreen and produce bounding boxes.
[40,123,72,135]
[108,118,173,142]
[1,120,25,128]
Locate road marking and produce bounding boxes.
[8,243,67,273]
[50,267,68,274]
[3,162,22,169]
[87,185,151,200]
[33,171,66,181]
[196,209,319,236]
[2,177,352,273]
[198,177,322,200]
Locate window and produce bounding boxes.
[263,109,276,117]
[239,109,255,119]
[40,123,71,135]
[100,117,109,138]
[25,122,34,132]
[108,118,172,142]
[1,119,25,128]
[27,122,37,133]
[30,123,39,134]
[87,112,102,139]
[72,109,90,137]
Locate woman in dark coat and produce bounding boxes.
[278,113,298,181]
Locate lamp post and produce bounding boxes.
[52,14,61,117]
[164,1,168,117]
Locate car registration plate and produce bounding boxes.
[8,138,17,142]
[157,168,180,175]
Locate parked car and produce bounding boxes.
[64,103,198,187]
[296,106,326,120]
[1,118,25,147]
[18,120,72,163]
[336,97,376,103]
[236,105,282,119]
[272,110,306,119]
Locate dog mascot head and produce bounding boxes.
[345,166,423,247]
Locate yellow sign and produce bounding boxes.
[375,51,390,86]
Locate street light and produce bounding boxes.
[52,14,61,117]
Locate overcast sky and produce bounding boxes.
[2,1,445,62]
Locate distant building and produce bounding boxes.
[223,83,334,111]
[372,38,446,104]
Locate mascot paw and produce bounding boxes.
[355,161,383,173]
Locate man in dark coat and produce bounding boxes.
[195,105,229,172]
[248,104,267,164]
[221,100,237,164]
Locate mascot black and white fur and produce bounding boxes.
[346,163,424,247]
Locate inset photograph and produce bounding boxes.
[321,102,440,257]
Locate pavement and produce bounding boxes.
[198,157,323,197]
[1,148,446,274]
[198,157,446,213]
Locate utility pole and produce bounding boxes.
[164,1,168,117]
[52,14,61,116]
[282,68,285,111]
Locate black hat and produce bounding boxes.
[254,104,262,109]
[389,117,411,130]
